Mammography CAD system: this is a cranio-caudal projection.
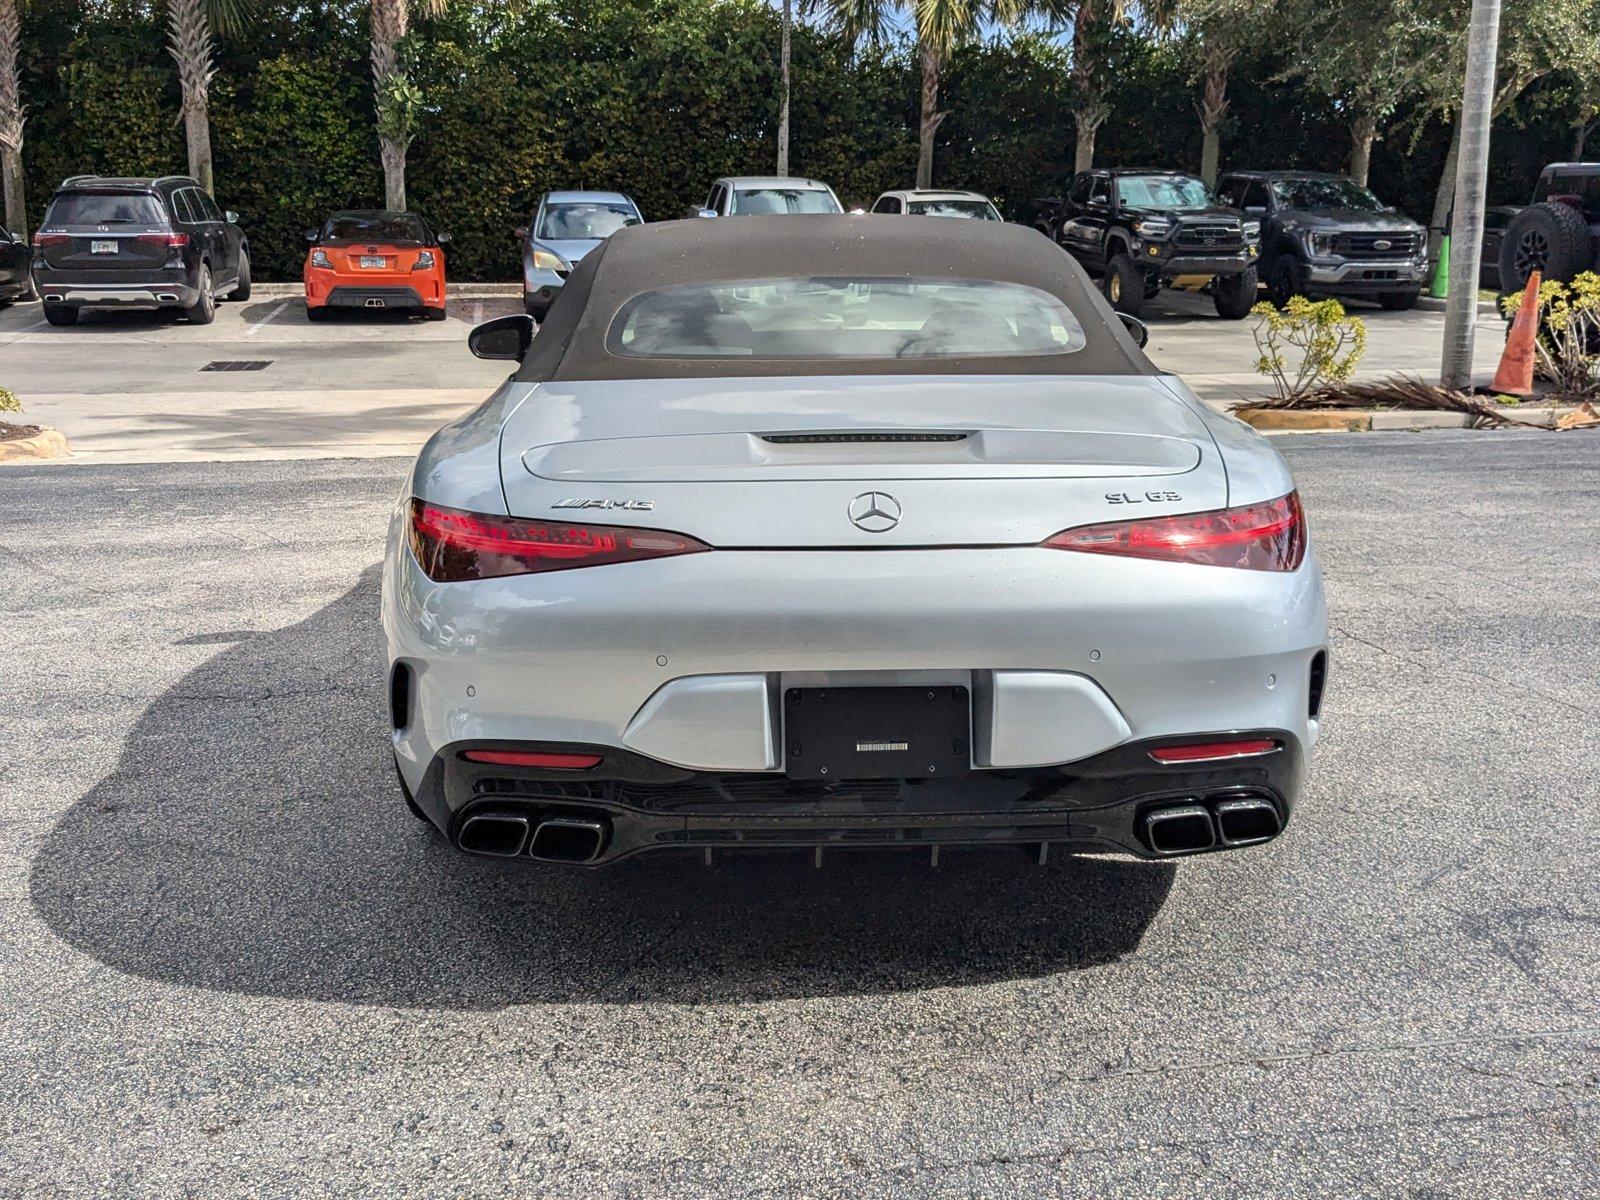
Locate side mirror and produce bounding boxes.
[303,228,319,243]
[685,206,716,219]
[513,226,528,240]
[1117,312,1149,349]
[469,313,536,361]
[225,210,239,224]
[623,215,642,227]
[436,231,452,245]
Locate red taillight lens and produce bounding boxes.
[136,232,190,248]
[32,232,68,247]
[408,499,709,581]
[1149,739,1279,763]
[1043,492,1305,571]
[460,749,602,769]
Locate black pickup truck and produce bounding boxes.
[1051,169,1260,319]
[1218,171,1427,310]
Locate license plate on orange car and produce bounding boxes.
[359,255,386,269]
[91,240,117,254]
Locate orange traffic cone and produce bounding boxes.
[1491,270,1542,396]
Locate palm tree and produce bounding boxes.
[371,0,445,211]
[777,0,793,175]
[820,0,1020,189]
[0,0,28,237]
[166,0,244,193]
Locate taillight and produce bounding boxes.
[32,232,68,247]
[1043,492,1306,571]
[136,232,190,248]
[408,499,709,581]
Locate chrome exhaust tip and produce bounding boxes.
[527,817,608,864]
[1213,796,1283,846]
[44,294,63,303]
[457,813,530,857]
[1142,803,1217,855]
[364,298,385,308]
[155,293,178,302]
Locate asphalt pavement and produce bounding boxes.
[1,432,1595,1197]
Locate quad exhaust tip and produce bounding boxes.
[1142,794,1283,855]
[457,813,530,857]
[1142,804,1217,855]
[527,817,607,864]
[1214,796,1283,846]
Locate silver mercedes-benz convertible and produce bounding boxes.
[382,215,1327,867]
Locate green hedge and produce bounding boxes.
[16,0,1579,281]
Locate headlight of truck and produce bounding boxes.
[1132,218,1172,238]
[1243,220,1261,241]
[1305,232,1335,257]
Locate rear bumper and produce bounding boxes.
[420,732,1304,865]
[35,280,197,307]
[324,285,426,310]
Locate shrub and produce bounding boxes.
[1501,272,1600,399]
[0,387,19,413]
[1250,296,1367,403]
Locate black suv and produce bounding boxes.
[31,175,250,326]
[0,223,29,306]
[1488,162,1600,294]
[1053,169,1260,319]
[1219,171,1427,310]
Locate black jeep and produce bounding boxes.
[1491,162,1600,293]
[1218,171,1427,310]
[31,175,250,326]
[1052,169,1259,319]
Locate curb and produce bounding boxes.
[1414,296,1500,316]
[1235,409,1373,432]
[1236,406,1574,433]
[0,426,71,463]
[252,282,521,299]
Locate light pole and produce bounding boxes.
[1441,0,1503,389]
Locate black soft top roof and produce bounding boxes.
[517,215,1155,381]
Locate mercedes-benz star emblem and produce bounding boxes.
[848,492,901,533]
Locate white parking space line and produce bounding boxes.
[244,299,293,336]
[471,301,483,325]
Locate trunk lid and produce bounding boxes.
[498,375,1227,548]
[36,191,173,272]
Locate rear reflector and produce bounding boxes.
[409,499,709,581]
[1149,739,1279,764]
[460,749,603,769]
[1044,492,1306,571]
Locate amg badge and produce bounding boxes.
[552,498,656,511]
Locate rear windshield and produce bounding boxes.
[1117,176,1210,210]
[45,192,165,226]
[908,200,1000,220]
[537,202,638,240]
[730,188,841,216]
[322,214,431,244]
[607,277,1087,360]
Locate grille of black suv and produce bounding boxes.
[1331,231,1419,258]
[1175,223,1244,250]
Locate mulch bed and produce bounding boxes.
[0,422,45,442]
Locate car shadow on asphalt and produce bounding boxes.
[29,570,1174,1010]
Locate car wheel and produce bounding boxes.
[1102,253,1145,316]
[1213,267,1259,320]
[1266,256,1306,308]
[184,265,216,325]
[43,303,79,327]
[1378,289,1420,311]
[1498,201,1590,290]
[306,303,328,323]
[231,251,252,301]
[424,305,448,322]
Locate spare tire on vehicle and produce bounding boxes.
[1497,202,1592,291]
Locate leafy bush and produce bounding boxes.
[1501,272,1600,398]
[1250,297,1367,403]
[0,387,19,413]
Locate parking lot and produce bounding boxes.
[0,290,1507,462]
[1,424,1596,1194]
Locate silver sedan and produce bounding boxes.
[383,216,1328,868]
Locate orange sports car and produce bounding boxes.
[303,210,449,321]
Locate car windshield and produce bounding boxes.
[907,200,1001,220]
[608,276,1087,360]
[1117,176,1211,210]
[322,214,431,243]
[730,188,842,216]
[45,192,165,226]
[537,202,638,240]
[1271,178,1384,212]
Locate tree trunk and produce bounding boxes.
[0,0,23,238]
[776,0,790,177]
[1074,108,1104,173]
[1349,112,1377,187]
[1573,105,1597,160]
[1071,4,1100,173]
[1427,116,1462,266]
[1197,46,1232,188]
[916,44,944,190]
[183,105,214,194]
[381,138,406,213]
[167,0,217,192]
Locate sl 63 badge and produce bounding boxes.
[1106,491,1182,504]
[552,498,656,511]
